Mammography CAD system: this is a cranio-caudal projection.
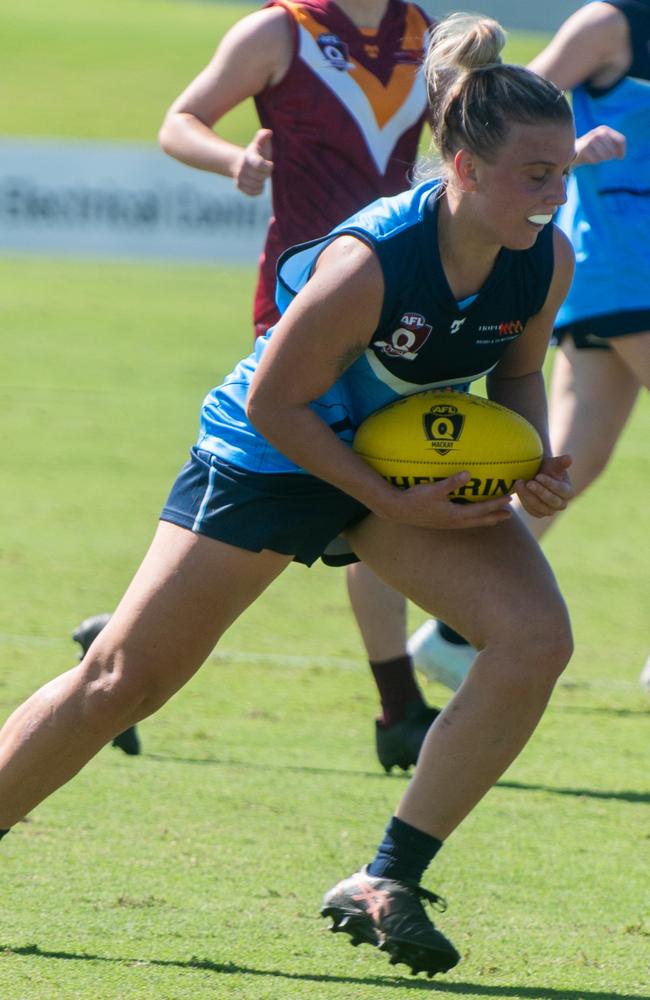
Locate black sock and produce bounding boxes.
[369,655,424,727]
[0,829,9,841]
[367,815,442,883]
[438,622,470,646]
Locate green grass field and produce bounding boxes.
[1,2,649,998]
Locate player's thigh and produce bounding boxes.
[346,513,569,652]
[610,329,650,390]
[89,520,292,694]
[548,340,639,491]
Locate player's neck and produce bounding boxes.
[437,194,501,300]
[335,0,391,30]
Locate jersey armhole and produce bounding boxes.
[260,0,300,91]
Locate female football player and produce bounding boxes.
[0,13,576,976]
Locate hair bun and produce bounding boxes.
[429,12,506,74]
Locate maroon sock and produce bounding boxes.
[369,654,425,727]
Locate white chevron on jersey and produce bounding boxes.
[364,348,498,393]
[297,25,427,174]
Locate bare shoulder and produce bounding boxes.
[552,1,629,41]
[215,5,293,85]
[314,235,383,292]
[224,4,292,41]
[292,235,384,351]
[581,2,631,84]
[549,225,575,301]
[551,224,574,264]
[529,2,630,90]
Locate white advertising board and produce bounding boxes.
[0,137,272,262]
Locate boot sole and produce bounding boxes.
[321,906,460,976]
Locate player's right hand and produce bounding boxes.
[377,471,513,530]
[233,128,273,195]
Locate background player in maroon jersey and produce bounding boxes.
[74,0,440,770]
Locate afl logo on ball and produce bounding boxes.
[423,403,465,455]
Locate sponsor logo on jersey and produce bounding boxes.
[498,320,524,336]
[375,312,432,360]
[449,317,467,335]
[317,34,353,71]
[475,319,524,345]
[423,402,465,455]
[478,320,524,336]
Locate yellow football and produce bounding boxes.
[353,390,543,502]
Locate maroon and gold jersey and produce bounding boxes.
[252,0,431,334]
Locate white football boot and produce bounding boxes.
[408,620,475,691]
[639,654,650,694]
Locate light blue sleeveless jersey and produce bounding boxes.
[197,179,554,474]
[555,0,650,327]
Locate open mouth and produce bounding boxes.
[527,213,554,225]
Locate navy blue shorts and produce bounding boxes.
[160,448,368,567]
[554,308,650,350]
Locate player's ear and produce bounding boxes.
[453,149,478,191]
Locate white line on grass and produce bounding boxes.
[0,632,645,691]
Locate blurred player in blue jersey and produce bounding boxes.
[0,13,577,976]
[409,0,650,692]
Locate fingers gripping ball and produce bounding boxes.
[353,390,543,502]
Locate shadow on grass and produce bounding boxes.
[142,753,649,802]
[143,751,407,781]
[1,944,647,999]
[497,780,650,805]
[555,704,650,718]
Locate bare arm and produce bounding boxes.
[247,238,513,530]
[528,2,631,92]
[158,7,292,194]
[529,3,629,167]
[487,227,576,516]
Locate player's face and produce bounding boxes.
[473,121,576,250]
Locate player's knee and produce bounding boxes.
[570,451,611,496]
[518,604,573,683]
[488,600,572,687]
[80,649,174,723]
[538,617,573,681]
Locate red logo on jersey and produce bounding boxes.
[375,313,433,360]
[498,320,524,336]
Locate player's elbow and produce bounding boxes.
[245,383,275,435]
[158,114,176,156]
[158,110,191,157]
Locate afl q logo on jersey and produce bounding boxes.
[423,403,465,455]
[375,312,433,360]
[318,34,352,70]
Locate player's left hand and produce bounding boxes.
[574,125,626,165]
[514,454,574,518]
